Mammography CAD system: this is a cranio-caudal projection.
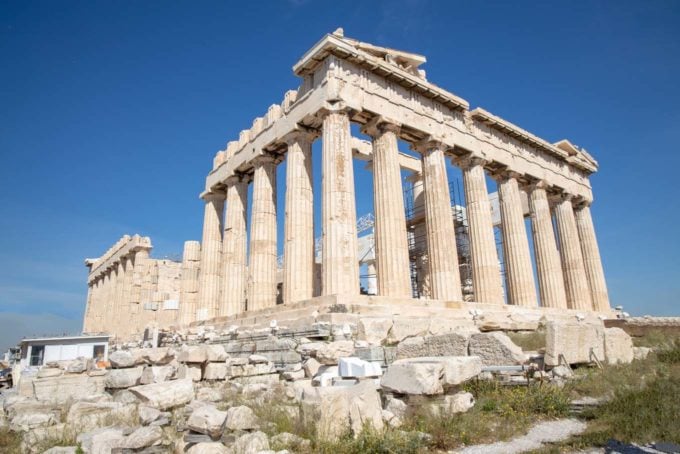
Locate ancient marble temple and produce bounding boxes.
[83,30,611,340]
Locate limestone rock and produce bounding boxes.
[469,332,526,366]
[302,381,383,441]
[233,431,269,454]
[130,378,195,410]
[386,317,430,345]
[140,347,176,365]
[177,363,203,381]
[396,332,470,359]
[545,321,605,366]
[380,359,443,395]
[139,405,161,425]
[206,345,229,362]
[109,350,137,368]
[65,357,89,374]
[203,362,228,380]
[105,366,144,388]
[112,389,140,404]
[188,405,228,439]
[9,409,58,431]
[357,317,393,344]
[248,354,268,364]
[66,401,136,431]
[303,358,321,378]
[43,448,78,454]
[270,432,311,451]
[123,425,163,449]
[385,396,408,420]
[443,391,475,414]
[196,386,224,402]
[140,365,175,384]
[316,340,355,365]
[188,443,232,454]
[338,357,382,377]
[76,427,126,454]
[36,367,63,379]
[603,327,634,364]
[225,405,259,431]
[179,345,208,363]
[633,346,651,360]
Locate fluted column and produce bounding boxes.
[222,176,249,315]
[102,271,112,332]
[554,194,593,310]
[574,203,610,312]
[321,110,359,296]
[119,257,133,338]
[459,157,503,304]
[179,241,201,324]
[283,132,315,304]
[410,174,431,298]
[417,141,461,301]
[528,182,567,308]
[366,121,411,297]
[83,281,94,333]
[497,172,537,307]
[197,191,225,320]
[130,249,149,316]
[248,155,278,311]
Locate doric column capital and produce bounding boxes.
[490,169,523,183]
[251,152,281,167]
[361,115,401,137]
[526,179,549,192]
[317,103,352,120]
[201,190,226,202]
[411,136,446,154]
[454,154,488,170]
[225,173,250,187]
[572,196,592,209]
[283,127,319,146]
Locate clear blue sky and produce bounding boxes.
[1,1,679,351]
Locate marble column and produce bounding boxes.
[197,191,225,320]
[120,257,133,337]
[248,155,278,311]
[84,280,96,332]
[497,172,537,307]
[528,182,567,309]
[222,176,249,315]
[459,157,503,304]
[366,261,377,295]
[367,122,411,297]
[554,194,593,310]
[321,110,359,296]
[574,203,610,312]
[180,241,201,324]
[411,174,431,298]
[102,271,112,332]
[283,132,315,304]
[130,249,149,316]
[418,142,462,301]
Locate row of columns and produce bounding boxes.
[85,248,150,336]
[196,109,610,320]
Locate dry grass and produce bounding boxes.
[507,328,547,351]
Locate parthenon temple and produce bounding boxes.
[83,29,611,341]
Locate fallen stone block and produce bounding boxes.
[303,358,321,378]
[380,359,444,395]
[122,425,163,449]
[66,401,136,432]
[233,431,269,454]
[357,317,393,345]
[396,332,470,360]
[140,365,175,384]
[302,381,383,441]
[604,327,634,364]
[76,427,126,454]
[225,405,260,431]
[105,366,144,388]
[188,405,228,438]
[179,345,208,363]
[316,340,355,365]
[203,363,228,380]
[109,350,137,368]
[32,374,106,404]
[177,363,203,382]
[187,442,232,453]
[205,344,229,362]
[545,321,605,366]
[138,405,161,425]
[469,332,526,366]
[130,378,195,410]
[386,317,431,345]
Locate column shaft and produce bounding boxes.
[498,175,537,307]
[555,196,593,310]
[321,111,359,296]
[371,125,411,297]
[283,134,315,303]
[575,204,610,311]
[120,258,134,338]
[197,192,225,320]
[180,241,201,324]
[421,145,462,300]
[411,175,431,298]
[529,184,567,308]
[461,158,503,304]
[248,156,278,310]
[222,178,249,315]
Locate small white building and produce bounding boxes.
[18,335,110,368]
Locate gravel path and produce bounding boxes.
[454,418,587,454]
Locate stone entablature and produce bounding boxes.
[87,235,152,283]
